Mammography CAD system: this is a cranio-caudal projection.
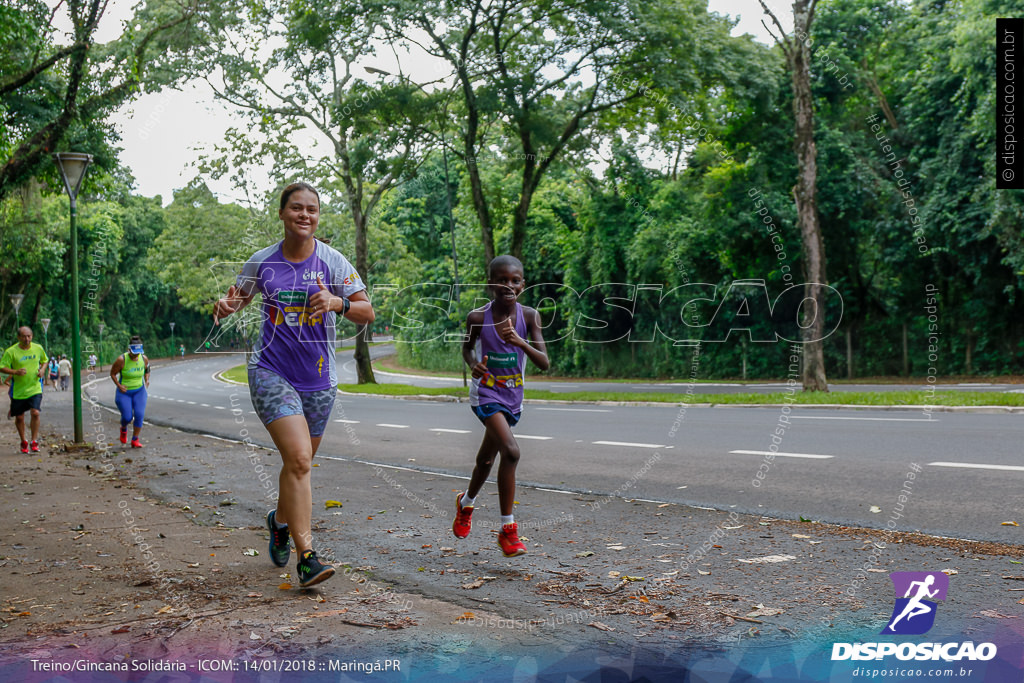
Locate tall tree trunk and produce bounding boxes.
[902,322,909,375]
[789,0,829,392]
[353,214,376,384]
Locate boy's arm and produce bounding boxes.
[523,307,549,371]
[462,310,487,377]
[500,307,549,371]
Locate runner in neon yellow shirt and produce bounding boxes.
[0,327,48,453]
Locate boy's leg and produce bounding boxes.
[466,426,502,500]
[483,415,520,516]
[29,408,40,441]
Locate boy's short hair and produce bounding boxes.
[488,255,524,278]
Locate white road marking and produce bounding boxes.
[214,406,226,410]
[334,419,360,424]
[536,407,612,413]
[200,403,210,407]
[516,435,553,440]
[430,428,471,434]
[790,416,938,422]
[928,461,1024,472]
[729,450,834,459]
[186,401,196,405]
[376,423,409,429]
[593,440,664,448]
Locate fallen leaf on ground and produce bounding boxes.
[154,605,173,615]
[461,577,497,590]
[575,551,594,558]
[588,622,615,631]
[279,583,293,590]
[242,548,258,557]
[747,607,784,618]
[607,545,626,551]
[250,632,261,640]
[941,569,958,576]
[737,555,796,564]
[651,612,677,622]
[623,575,645,582]
[869,506,882,514]
[111,626,130,634]
[658,504,671,508]
[978,609,1016,619]
[697,570,711,576]
[246,592,262,598]
[792,534,811,539]
[1002,521,1019,526]
[324,500,343,509]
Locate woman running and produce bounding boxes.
[213,182,374,588]
[109,335,150,448]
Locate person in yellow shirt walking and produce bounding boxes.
[109,335,150,448]
[0,327,48,453]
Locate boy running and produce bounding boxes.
[453,256,549,556]
[0,327,48,452]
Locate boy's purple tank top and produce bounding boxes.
[469,302,527,414]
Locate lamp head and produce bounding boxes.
[53,153,93,200]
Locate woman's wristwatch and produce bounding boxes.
[341,297,351,316]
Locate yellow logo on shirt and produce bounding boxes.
[317,355,323,377]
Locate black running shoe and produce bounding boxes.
[266,509,291,567]
[297,550,335,588]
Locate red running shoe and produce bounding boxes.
[20,440,28,454]
[30,441,39,452]
[120,427,128,444]
[131,438,143,449]
[497,522,527,557]
[452,493,474,539]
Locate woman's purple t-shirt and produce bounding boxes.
[237,241,365,391]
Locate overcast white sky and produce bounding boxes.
[88,1,788,205]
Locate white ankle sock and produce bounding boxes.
[501,515,514,527]
[461,494,476,508]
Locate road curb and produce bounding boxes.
[209,363,1023,413]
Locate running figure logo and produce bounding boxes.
[881,571,949,635]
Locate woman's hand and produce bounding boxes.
[214,285,244,324]
[308,276,343,321]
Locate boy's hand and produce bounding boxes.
[497,317,524,347]
[471,355,489,379]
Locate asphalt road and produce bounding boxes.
[101,351,1024,544]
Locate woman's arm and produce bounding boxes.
[110,356,126,392]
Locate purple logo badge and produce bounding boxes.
[881,571,949,635]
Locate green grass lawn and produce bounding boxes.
[220,365,1023,406]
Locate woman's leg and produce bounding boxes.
[131,387,147,438]
[114,389,132,428]
[265,415,314,554]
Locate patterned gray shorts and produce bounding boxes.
[248,366,336,437]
